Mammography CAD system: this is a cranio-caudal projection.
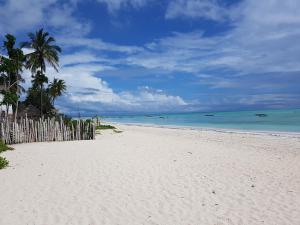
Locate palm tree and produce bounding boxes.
[21,29,61,116]
[21,29,61,73]
[1,34,25,121]
[32,71,48,89]
[32,70,48,115]
[48,78,66,105]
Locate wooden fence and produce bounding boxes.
[0,117,96,144]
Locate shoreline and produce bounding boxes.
[105,121,300,138]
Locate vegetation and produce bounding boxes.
[0,28,66,119]
[0,140,14,153]
[21,29,61,73]
[0,34,25,121]
[96,124,116,130]
[0,140,12,169]
[21,29,62,117]
[95,124,123,134]
[48,78,66,105]
[0,156,9,169]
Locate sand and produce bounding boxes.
[0,124,300,225]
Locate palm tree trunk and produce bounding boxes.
[14,79,19,122]
[14,100,18,122]
[40,84,43,118]
[6,103,9,118]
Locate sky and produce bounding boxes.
[0,0,300,116]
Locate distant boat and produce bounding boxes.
[255,113,268,117]
[204,114,214,117]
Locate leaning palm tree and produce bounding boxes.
[21,29,61,116]
[48,78,66,105]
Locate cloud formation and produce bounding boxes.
[0,0,91,35]
[48,52,188,115]
[1,0,300,114]
[166,0,232,21]
[128,0,300,75]
[96,0,150,13]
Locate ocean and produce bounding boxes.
[103,109,300,133]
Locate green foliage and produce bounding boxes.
[21,28,61,73]
[25,87,55,116]
[1,91,18,106]
[96,124,116,130]
[20,29,65,117]
[0,156,9,169]
[32,70,48,88]
[0,56,15,74]
[48,78,66,104]
[0,140,14,153]
[0,141,11,169]
[0,34,26,117]
[1,29,67,119]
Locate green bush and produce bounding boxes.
[0,141,11,169]
[96,124,116,130]
[0,156,9,169]
[0,140,13,153]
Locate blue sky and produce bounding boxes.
[0,0,300,115]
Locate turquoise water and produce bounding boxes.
[103,109,300,133]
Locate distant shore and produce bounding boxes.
[105,121,300,138]
[1,124,299,225]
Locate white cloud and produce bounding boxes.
[0,0,47,33]
[58,37,142,54]
[96,0,150,13]
[43,52,188,114]
[236,94,300,107]
[127,31,221,73]
[127,0,300,75]
[0,0,151,35]
[166,0,232,21]
[47,4,91,35]
[0,0,90,35]
[119,86,187,108]
[60,51,104,66]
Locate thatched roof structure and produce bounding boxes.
[17,104,40,119]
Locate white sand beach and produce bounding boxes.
[1,124,300,225]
